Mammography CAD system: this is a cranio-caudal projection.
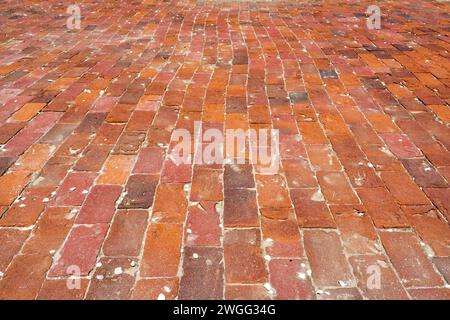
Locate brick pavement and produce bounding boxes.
[0,0,449,300]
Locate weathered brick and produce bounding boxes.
[133,147,165,174]
[86,257,137,300]
[76,185,122,224]
[0,254,52,299]
[356,187,409,228]
[317,171,359,204]
[51,172,97,206]
[304,230,354,288]
[152,183,188,223]
[132,278,179,300]
[350,255,409,299]
[179,247,223,299]
[291,188,335,228]
[224,164,254,189]
[381,133,422,159]
[22,207,74,255]
[49,224,108,277]
[140,223,182,277]
[225,285,271,300]
[119,174,158,209]
[379,231,444,287]
[0,171,31,206]
[256,174,291,209]
[224,189,259,227]
[185,202,221,247]
[97,154,135,185]
[37,279,89,300]
[74,144,112,172]
[269,258,316,300]
[224,229,267,283]
[282,159,316,188]
[261,212,303,257]
[190,168,223,201]
[380,170,430,205]
[0,229,29,273]
[330,205,380,255]
[102,210,148,256]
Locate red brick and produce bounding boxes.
[0,186,52,227]
[408,288,450,300]
[74,144,112,172]
[0,156,15,175]
[190,168,223,201]
[401,158,447,187]
[152,183,188,223]
[140,223,182,277]
[224,229,267,283]
[179,247,223,299]
[304,230,354,288]
[269,258,316,300]
[0,254,52,299]
[119,174,158,209]
[113,131,146,155]
[97,154,135,185]
[408,214,450,256]
[433,257,450,283]
[317,171,359,204]
[381,133,422,159]
[282,159,316,188]
[92,123,124,145]
[22,207,74,255]
[132,278,179,300]
[361,144,403,171]
[160,158,192,183]
[0,122,25,144]
[0,171,31,206]
[299,122,328,144]
[316,288,363,300]
[380,170,430,205]
[256,174,291,209]
[261,213,303,257]
[224,189,259,227]
[103,210,148,256]
[126,111,155,132]
[133,147,165,174]
[350,255,409,299]
[356,187,409,228]
[51,172,97,206]
[306,145,342,171]
[330,205,380,255]
[380,231,444,287]
[0,229,29,272]
[54,132,91,158]
[49,224,108,277]
[224,164,254,189]
[290,188,335,228]
[423,188,450,221]
[185,202,221,247]
[344,162,383,188]
[225,285,271,300]
[106,104,134,123]
[420,142,450,167]
[86,257,137,300]
[37,279,89,300]
[76,185,122,224]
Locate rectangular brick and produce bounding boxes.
[304,230,354,288]
[224,229,267,283]
[140,223,182,277]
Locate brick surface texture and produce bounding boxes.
[0,0,448,300]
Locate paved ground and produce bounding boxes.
[0,0,449,300]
